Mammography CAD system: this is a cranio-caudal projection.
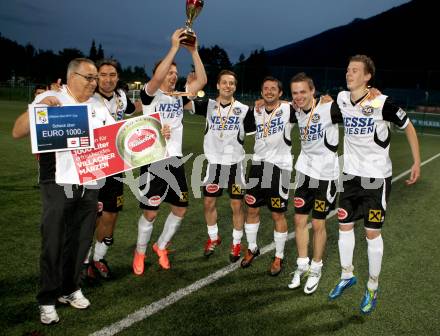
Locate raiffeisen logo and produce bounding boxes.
[127,129,157,153]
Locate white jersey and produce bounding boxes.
[295,100,340,180]
[337,91,410,178]
[93,88,131,121]
[246,102,296,171]
[141,84,188,157]
[192,99,249,165]
[34,85,115,184]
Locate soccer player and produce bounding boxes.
[241,76,297,276]
[288,72,341,294]
[132,28,207,274]
[86,59,136,280]
[189,70,249,262]
[12,58,115,325]
[328,55,420,314]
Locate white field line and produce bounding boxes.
[90,152,440,336]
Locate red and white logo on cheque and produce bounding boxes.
[245,194,256,205]
[293,197,305,208]
[148,195,162,206]
[338,208,348,220]
[127,128,157,152]
[206,184,220,193]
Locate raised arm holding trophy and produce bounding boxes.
[181,0,204,47]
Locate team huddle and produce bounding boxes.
[12,28,421,325]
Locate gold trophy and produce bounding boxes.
[181,0,204,47]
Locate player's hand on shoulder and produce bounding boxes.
[369,87,382,99]
[37,96,62,106]
[50,79,62,92]
[319,94,333,104]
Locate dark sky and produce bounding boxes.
[0,0,409,75]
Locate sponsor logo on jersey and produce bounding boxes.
[127,128,157,152]
[209,115,240,131]
[362,105,374,116]
[231,184,242,195]
[311,114,320,123]
[271,197,281,208]
[158,99,183,118]
[396,108,406,120]
[275,109,283,117]
[294,197,305,208]
[368,209,382,222]
[338,208,348,220]
[206,184,220,194]
[233,107,242,115]
[148,195,162,206]
[255,117,284,139]
[343,117,374,135]
[314,200,326,212]
[245,194,256,205]
[180,192,189,202]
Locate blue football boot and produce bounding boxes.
[328,276,357,300]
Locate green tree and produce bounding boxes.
[199,44,232,90]
[89,40,98,61]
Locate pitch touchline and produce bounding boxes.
[90,152,440,336]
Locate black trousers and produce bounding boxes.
[37,183,98,305]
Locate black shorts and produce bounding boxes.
[98,173,124,213]
[244,161,291,213]
[203,163,245,199]
[293,172,337,219]
[337,173,392,230]
[139,157,189,210]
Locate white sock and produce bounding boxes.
[297,257,310,271]
[367,234,383,291]
[244,222,260,252]
[338,228,355,279]
[157,212,182,249]
[93,241,108,261]
[274,230,288,259]
[310,259,323,273]
[207,224,218,241]
[232,229,243,245]
[136,215,154,254]
[83,246,92,264]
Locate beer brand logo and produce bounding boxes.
[245,194,256,205]
[338,208,348,220]
[206,184,220,193]
[127,129,157,152]
[294,197,305,208]
[148,195,162,206]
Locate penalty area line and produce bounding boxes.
[90,152,440,336]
